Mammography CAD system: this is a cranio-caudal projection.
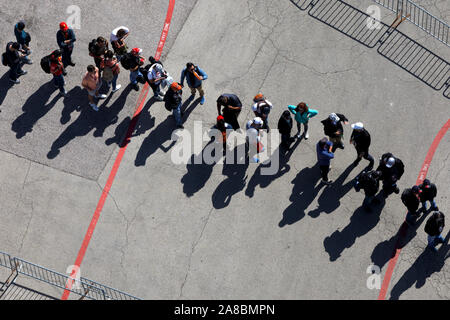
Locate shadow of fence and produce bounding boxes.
[289,0,450,99]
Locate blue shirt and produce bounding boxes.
[180,66,208,88]
[316,141,334,166]
[14,24,27,45]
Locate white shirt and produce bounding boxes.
[252,99,273,113]
[110,26,129,42]
[147,63,165,85]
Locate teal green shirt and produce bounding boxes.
[288,105,318,124]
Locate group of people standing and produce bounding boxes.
[2,20,445,252]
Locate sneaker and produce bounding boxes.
[132,84,139,91]
[111,84,122,93]
[60,90,68,97]
[158,91,165,96]
[95,94,107,99]
[9,78,20,84]
[394,186,400,194]
[200,96,205,105]
[18,70,27,76]
[155,95,164,101]
[304,132,309,139]
[89,103,99,112]
[176,124,184,129]
[428,245,438,252]
[297,133,302,139]
[68,62,76,67]
[322,179,333,185]
[25,60,33,65]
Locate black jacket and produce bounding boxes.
[356,170,380,196]
[351,128,371,152]
[376,153,404,182]
[57,29,76,50]
[419,183,437,202]
[401,188,420,211]
[5,42,20,65]
[321,113,348,138]
[164,87,183,110]
[424,211,445,236]
[278,115,293,135]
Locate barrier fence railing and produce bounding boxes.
[374,0,450,47]
[0,250,140,300]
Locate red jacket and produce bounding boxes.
[50,60,64,76]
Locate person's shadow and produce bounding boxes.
[59,86,84,124]
[389,231,450,300]
[323,196,386,261]
[307,164,356,218]
[279,162,323,227]
[47,85,132,159]
[134,114,177,167]
[245,138,302,198]
[181,140,219,197]
[371,210,431,271]
[181,95,201,124]
[0,72,14,108]
[212,144,249,209]
[11,81,61,139]
[105,97,157,147]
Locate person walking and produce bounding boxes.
[418,179,438,212]
[180,62,208,105]
[110,26,129,60]
[127,47,145,91]
[49,50,68,97]
[146,57,167,99]
[288,102,318,139]
[82,65,107,111]
[215,115,232,148]
[89,36,109,68]
[100,50,121,93]
[252,94,273,132]
[424,211,445,252]
[349,122,374,170]
[164,82,184,129]
[14,20,32,64]
[376,152,404,198]
[4,42,27,84]
[56,22,76,68]
[278,110,294,149]
[401,186,421,225]
[216,94,242,130]
[321,113,348,152]
[316,137,334,185]
[246,117,264,163]
[354,170,381,212]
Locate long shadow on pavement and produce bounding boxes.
[307,163,356,218]
[371,209,431,271]
[279,162,323,227]
[212,144,249,209]
[389,231,450,300]
[181,140,218,198]
[181,95,201,124]
[323,196,386,261]
[11,81,61,139]
[47,85,132,159]
[245,138,302,198]
[0,72,14,108]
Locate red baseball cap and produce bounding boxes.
[170,82,182,91]
[59,22,68,31]
[131,48,142,55]
[217,115,224,122]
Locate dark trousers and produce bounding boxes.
[9,62,23,80]
[62,48,73,67]
[354,149,374,170]
[320,165,330,181]
[223,109,241,130]
[149,81,161,97]
[281,133,291,147]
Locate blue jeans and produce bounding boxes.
[422,200,437,211]
[406,209,419,224]
[108,74,119,90]
[173,103,182,126]
[9,63,23,80]
[130,69,142,85]
[53,74,65,93]
[428,234,445,248]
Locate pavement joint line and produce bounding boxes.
[378,118,450,300]
[61,0,176,300]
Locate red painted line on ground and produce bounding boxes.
[378,118,450,300]
[61,0,176,300]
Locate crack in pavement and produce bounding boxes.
[179,206,214,298]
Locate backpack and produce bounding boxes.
[40,55,51,73]
[424,212,445,236]
[88,39,97,55]
[120,53,132,70]
[1,52,9,66]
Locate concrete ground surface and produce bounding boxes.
[0,0,449,300]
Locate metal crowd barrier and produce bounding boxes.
[0,250,140,300]
[289,0,450,99]
[374,0,450,47]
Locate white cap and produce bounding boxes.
[385,157,395,168]
[329,113,340,122]
[253,117,263,126]
[351,122,364,130]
